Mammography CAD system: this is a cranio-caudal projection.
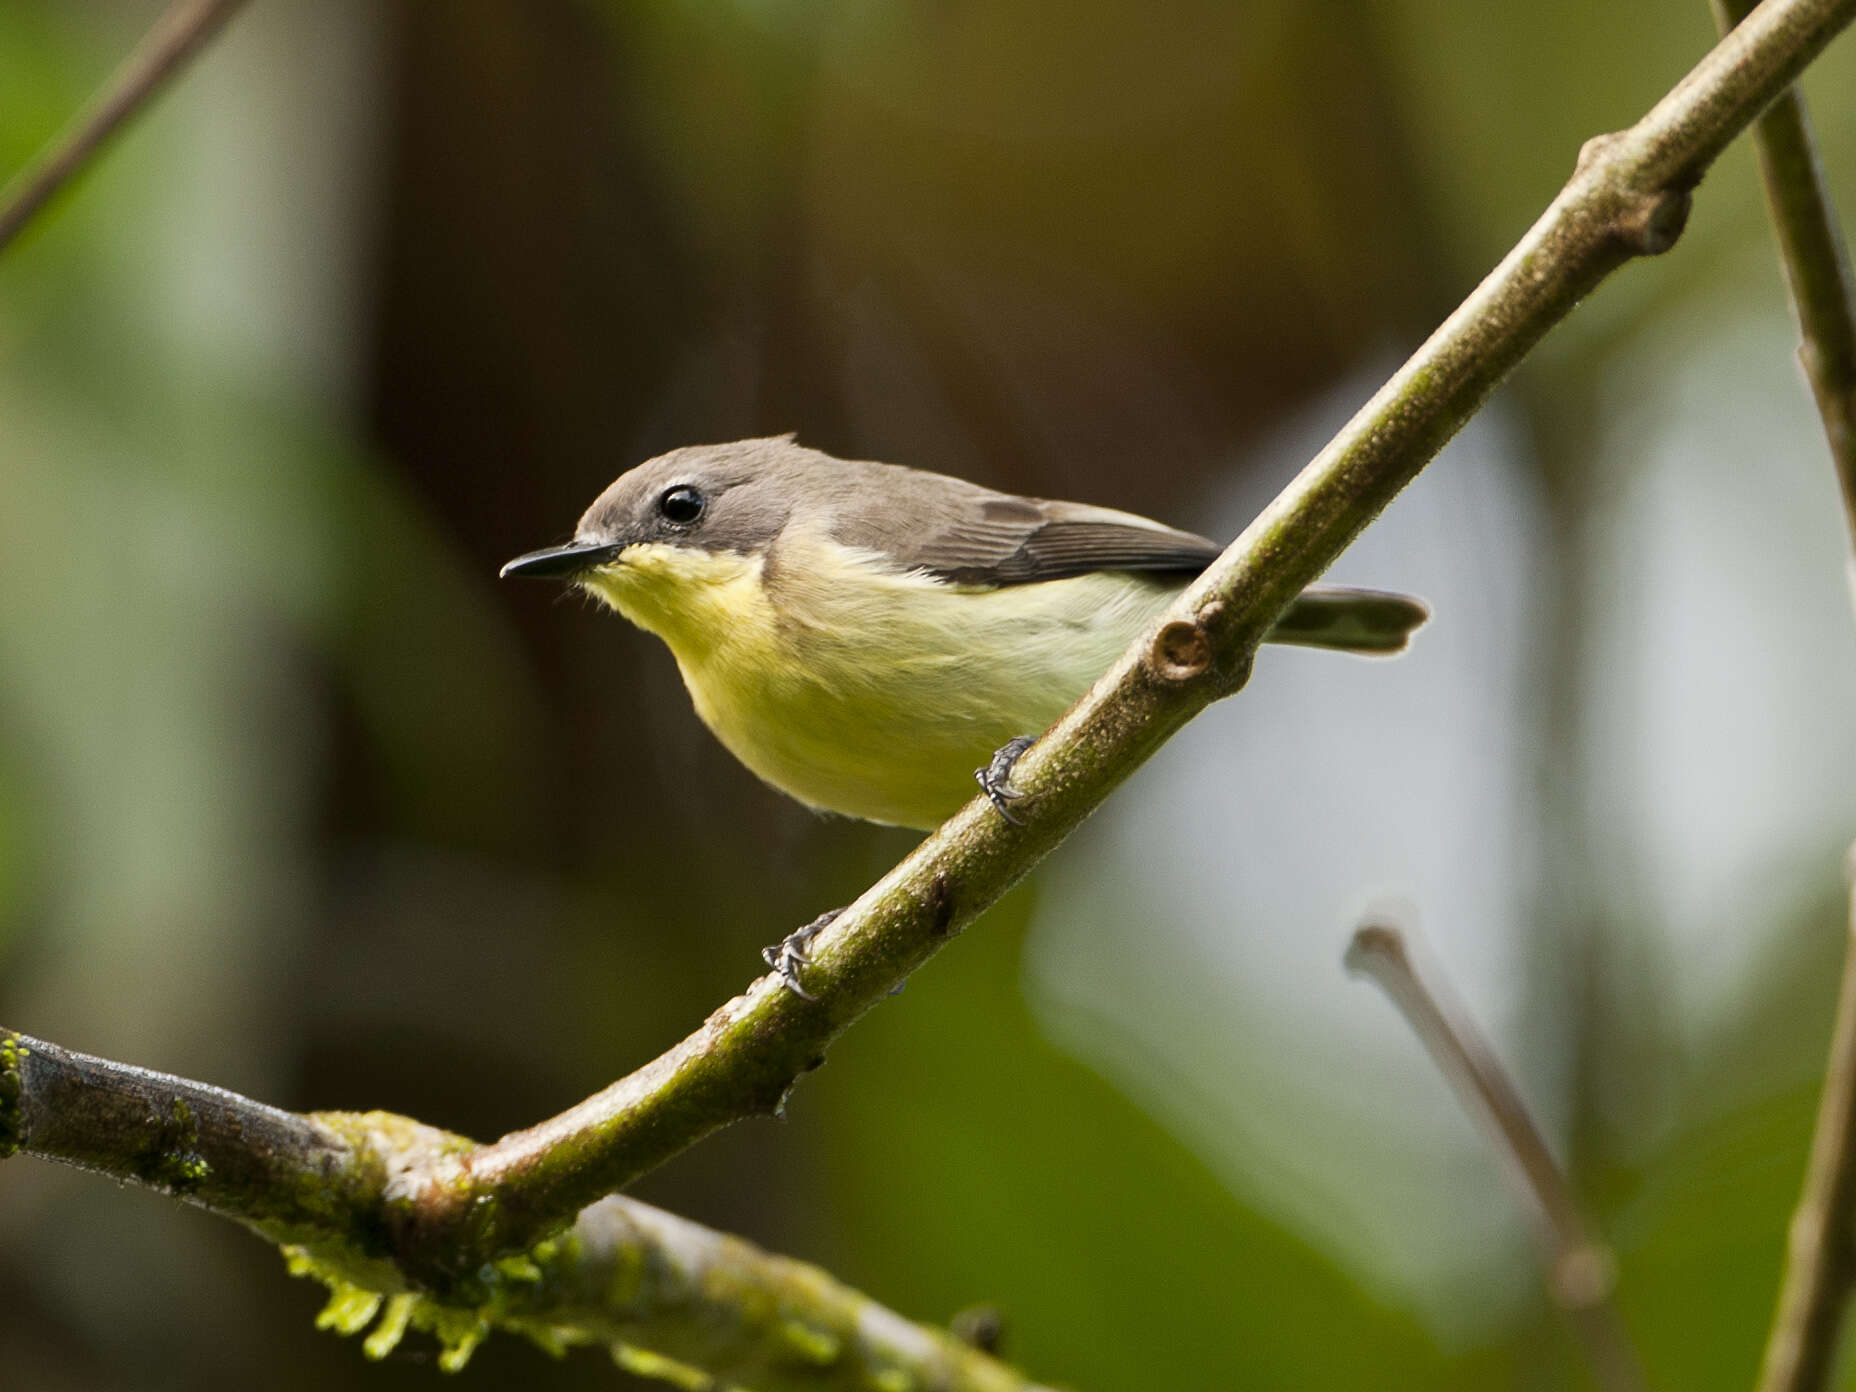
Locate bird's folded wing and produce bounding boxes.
[891,495,1224,587]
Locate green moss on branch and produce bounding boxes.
[0,1032,27,1158]
[3,1033,1054,1389]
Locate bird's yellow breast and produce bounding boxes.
[582,537,1175,828]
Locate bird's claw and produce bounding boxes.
[975,735,1036,826]
[762,908,843,1000]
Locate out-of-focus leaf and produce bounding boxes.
[806,888,1520,1391]
[1613,1087,1815,1391]
[0,747,21,949]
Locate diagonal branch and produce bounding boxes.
[1713,0,1856,549]
[0,0,250,253]
[1346,923,1647,1392]
[0,1031,1052,1391]
[361,0,1856,1291]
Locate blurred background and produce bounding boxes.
[3,1,1856,1388]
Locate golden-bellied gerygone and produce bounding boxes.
[503,436,1427,988]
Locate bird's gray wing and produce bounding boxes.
[881,493,1224,587]
[823,466,1429,653]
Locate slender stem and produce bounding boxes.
[1713,0,1856,554]
[0,0,250,253]
[0,1031,1051,1391]
[1704,7,1856,1390]
[1754,858,1856,1392]
[1346,924,1648,1392]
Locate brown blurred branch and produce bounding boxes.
[1346,923,1647,1392]
[0,0,250,254]
[0,1030,1052,1391]
[1713,0,1856,552]
[1752,859,1856,1392]
[1706,7,1856,1390]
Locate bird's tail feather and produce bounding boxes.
[1264,586,1430,656]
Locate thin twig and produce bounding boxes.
[1706,7,1856,1390]
[0,0,250,254]
[0,1031,1052,1391]
[1756,866,1856,1373]
[1753,857,1856,1392]
[1346,923,1648,1392]
[1712,0,1856,562]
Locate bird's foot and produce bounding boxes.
[974,735,1037,826]
[762,908,843,1000]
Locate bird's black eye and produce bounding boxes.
[657,485,705,525]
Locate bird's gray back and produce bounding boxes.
[582,436,1225,589]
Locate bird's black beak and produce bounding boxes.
[498,541,626,580]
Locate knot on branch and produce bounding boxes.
[1575,130,1624,175]
[1612,185,1692,256]
[1148,620,1213,683]
[309,1110,492,1290]
[924,872,957,936]
[1576,131,1693,256]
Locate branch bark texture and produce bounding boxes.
[1753,860,1856,1392]
[0,0,250,253]
[1713,0,1856,546]
[371,0,1856,1289]
[1704,8,1856,1392]
[0,1030,1050,1391]
[4,0,1856,1374]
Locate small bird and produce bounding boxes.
[502,435,1427,836]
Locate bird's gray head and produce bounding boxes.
[500,435,822,582]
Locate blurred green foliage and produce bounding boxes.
[2,2,1855,1390]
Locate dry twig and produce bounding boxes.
[1706,4,1856,1389]
[1347,923,1646,1392]
[0,0,250,252]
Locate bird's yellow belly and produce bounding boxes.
[683,660,1022,829]
[588,539,1177,829]
[680,572,1174,829]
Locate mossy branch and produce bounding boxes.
[0,1030,1051,1391]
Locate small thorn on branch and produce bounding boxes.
[1346,915,1647,1392]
